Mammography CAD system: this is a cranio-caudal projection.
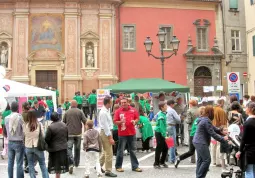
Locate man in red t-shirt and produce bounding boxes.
[114,98,142,173]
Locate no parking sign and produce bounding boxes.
[227,72,240,94]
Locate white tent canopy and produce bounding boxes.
[0,78,57,111]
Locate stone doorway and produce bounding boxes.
[194,66,212,97]
[36,70,58,89]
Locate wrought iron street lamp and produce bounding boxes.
[144,28,180,79]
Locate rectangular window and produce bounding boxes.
[229,0,238,10]
[160,26,172,50]
[122,25,136,51]
[197,27,207,51]
[251,0,255,5]
[231,30,241,52]
[253,35,255,56]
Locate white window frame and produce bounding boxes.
[196,27,208,52]
[122,24,136,51]
[231,30,241,52]
[159,25,173,51]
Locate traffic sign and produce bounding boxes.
[229,73,238,82]
[227,72,240,93]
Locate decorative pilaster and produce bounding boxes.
[12,1,29,82]
[97,3,118,88]
[63,1,82,100]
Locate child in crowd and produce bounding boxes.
[153,101,168,169]
[149,107,154,121]
[138,107,154,153]
[219,126,232,173]
[57,105,63,121]
[83,120,103,178]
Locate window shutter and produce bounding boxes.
[253,35,255,56]
[229,0,238,9]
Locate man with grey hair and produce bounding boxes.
[5,101,25,178]
[63,100,87,174]
[166,100,181,164]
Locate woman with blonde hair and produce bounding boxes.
[175,106,204,168]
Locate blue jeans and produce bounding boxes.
[167,126,176,163]
[8,141,25,178]
[194,143,211,178]
[26,147,49,178]
[115,135,139,170]
[68,136,81,167]
[246,164,255,178]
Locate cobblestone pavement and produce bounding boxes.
[0,142,238,178]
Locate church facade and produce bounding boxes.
[0,0,120,102]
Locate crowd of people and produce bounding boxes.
[1,90,255,178]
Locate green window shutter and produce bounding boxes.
[229,0,238,9]
[253,36,255,56]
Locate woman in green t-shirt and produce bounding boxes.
[138,108,154,152]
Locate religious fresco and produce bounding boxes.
[30,14,63,52]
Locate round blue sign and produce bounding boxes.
[229,73,238,82]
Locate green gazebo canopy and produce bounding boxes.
[104,78,190,93]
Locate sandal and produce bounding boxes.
[116,168,124,172]
[132,168,142,172]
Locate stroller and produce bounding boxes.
[221,124,243,178]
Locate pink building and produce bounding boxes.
[117,0,223,96]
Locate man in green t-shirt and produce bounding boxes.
[88,89,97,120]
[73,91,83,110]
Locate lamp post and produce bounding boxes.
[144,28,180,79]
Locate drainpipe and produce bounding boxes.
[220,2,226,96]
[220,2,226,60]
[117,1,125,82]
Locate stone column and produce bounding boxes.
[11,1,30,83]
[81,42,86,68]
[7,45,11,69]
[94,42,98,68]
[63,1,82,100]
